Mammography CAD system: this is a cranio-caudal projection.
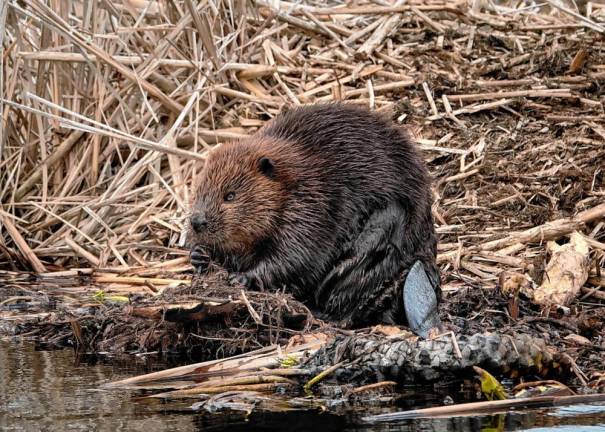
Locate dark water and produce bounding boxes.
[2,340,605,432]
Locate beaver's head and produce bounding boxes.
[189,139,289,254]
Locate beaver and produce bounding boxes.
[189,103,441,337]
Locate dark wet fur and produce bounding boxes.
[190,103,439,328]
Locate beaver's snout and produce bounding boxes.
[190,213,208,233]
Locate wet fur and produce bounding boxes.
[190,103,439,327]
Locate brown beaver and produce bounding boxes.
[189,103,441,337]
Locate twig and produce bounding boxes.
[64,236,100,267]
[241,289,262,325]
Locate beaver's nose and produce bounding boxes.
[191,213,208,233]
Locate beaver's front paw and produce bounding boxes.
[190,245,211,274]
[228,272,254,288]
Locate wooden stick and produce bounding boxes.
[152,382,292,396]
[93,275,189,286]
[422,82,439,116]
[411,7,446,34]
[445,169,479,183]
[581,286,605,300]
[149,375,298,397]
[241,289,262,325]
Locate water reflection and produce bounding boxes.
[1,339,604,431]
[0,340,194,432]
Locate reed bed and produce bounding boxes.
[1,0,604,300]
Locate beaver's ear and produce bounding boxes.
[257,157,275,179]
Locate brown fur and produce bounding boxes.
[189,103,439,327]
[191,136,303,266]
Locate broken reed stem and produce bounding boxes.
[357,1,404,56]
[103,345,295,388]
[241,289,263,324]
[447,89,572,103]
[19,52,196,68]
[64,236,100,267]
[0,210,46,272]
[149,375,298,398]
[154,382,293,396]
[292,4,466,16]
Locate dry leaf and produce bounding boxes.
[532,231,590,307]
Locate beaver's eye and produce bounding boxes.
[224,192,235,202]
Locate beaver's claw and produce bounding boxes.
[228,272,253,288]
[403,260,442,339]
[190,245,211,274]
